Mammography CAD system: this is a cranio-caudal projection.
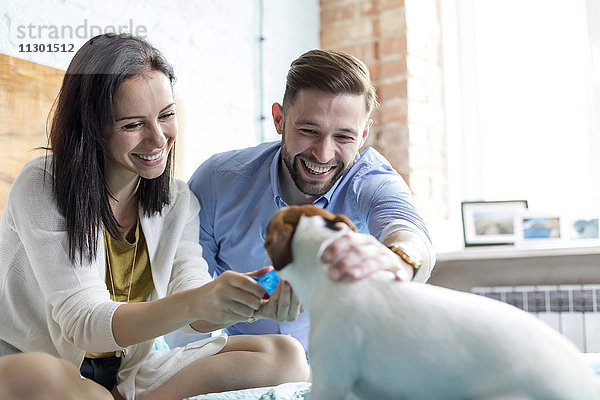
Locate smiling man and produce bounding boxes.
[188,49,435,352]
[276,88,370,204]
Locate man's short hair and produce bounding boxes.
[282,49,378,115]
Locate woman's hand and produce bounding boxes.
[193,269,267,326]
[114,268,270,344]
[321,225,413,282]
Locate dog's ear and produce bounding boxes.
[265,205,356,269]
[265,207,306,270]
[265,223,294,270]
[333,214,358,232]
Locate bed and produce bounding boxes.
[148,336,600,400]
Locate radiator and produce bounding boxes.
[472,284,600,352]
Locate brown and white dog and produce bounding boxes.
[264,205,599,400]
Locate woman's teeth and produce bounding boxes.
[136,151,162,161]
[303,160,332,174]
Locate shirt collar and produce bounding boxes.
[270,147,285,206]
[270,146,359,208]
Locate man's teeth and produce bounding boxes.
[303,160,332,174]
[136,151,162,161]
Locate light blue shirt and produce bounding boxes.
[188,141,431,351]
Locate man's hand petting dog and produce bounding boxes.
[321,224,413,282]
[254,224,412,323]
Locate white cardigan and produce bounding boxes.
[0,156,218,397]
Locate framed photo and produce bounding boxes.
[514,212,562,245]
[461,200,529,247]
[565,216,600,241]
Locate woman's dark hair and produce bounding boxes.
[48,33,176,264]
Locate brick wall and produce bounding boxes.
[320,0,447,224]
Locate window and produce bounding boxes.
[439,0,599,251]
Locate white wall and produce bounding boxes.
[0,0,319,179]
[260,0,320,143]
[587,0,600,206]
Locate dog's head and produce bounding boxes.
[264,205,357,270]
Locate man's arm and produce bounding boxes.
[361,160,435,281]
[380,226,435,282]
[321,160,436,282]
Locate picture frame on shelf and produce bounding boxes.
[565,215,600,242]
[461,200,529,247]
[514,212,562,246]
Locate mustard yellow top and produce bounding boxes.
[85,221,154,359]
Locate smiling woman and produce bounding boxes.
[107,74,177,180]
[0,33,309,400]
[47,33,179,260]
[104,71,178,240]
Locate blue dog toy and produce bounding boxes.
[252,269,280,297]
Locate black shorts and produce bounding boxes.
[80,355,121,391]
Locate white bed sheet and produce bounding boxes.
[187,381,311,400]
[152,338,600,400]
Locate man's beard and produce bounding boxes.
[281,134,350,198]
